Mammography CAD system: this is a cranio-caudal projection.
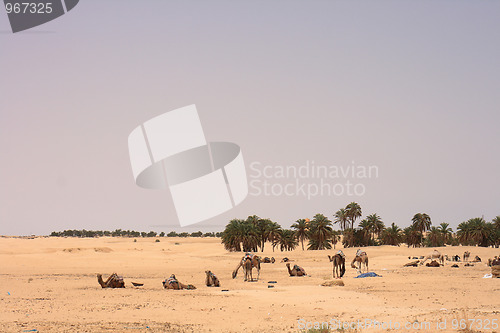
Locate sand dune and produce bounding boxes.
[0,237,498,332]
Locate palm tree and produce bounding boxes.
[456,221,472,245]
[411,213,432,246]
[291,219,308,251]
[221,219,244,251]
[358,219,371,245]
[366,213,384,243]
[307,213,333,250]
[426,227,442,247]
[403,225,421,248]
[266,221,282,252]
[381,223,402,246]
[345,202,362,229]
[468,217,491,247]
[273,229,298,251]
[341,228,365,248]
[493,216,500,230]
[437,223,453,245]
[333,208,349,231]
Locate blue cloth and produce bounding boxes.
[354,272,381,278]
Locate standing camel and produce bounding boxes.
[420,250,445,265]
[351,250,369,273]
[463,251,471,262]
[286,263,307,276]
[328,251,346,279]
[232,254,261,281]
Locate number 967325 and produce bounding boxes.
[5,2,53,14]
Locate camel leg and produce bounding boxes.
[366,258,369,273]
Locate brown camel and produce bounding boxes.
[205,270,220,287]
[328,252,345,279]
[97,273,125,288]
[420,250,444,265]
[488,256,499,266]
[351,250,369,273]
[404,260,420,267]
[162,274,196,290]
[232,254,261,281]
[463,251,470,262]
[262,257,275,263]
[426,260,441,267]
[286,263,307,276]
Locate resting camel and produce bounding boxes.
[488,256,499,267]
[97,273,125,288]
[404,260,420,267]
[351,249,369,273]
[162,274,196,290]
[420,250,444,266]
[205,270,220,287]
[463,251,471,262]
[286,263,307,276]
[328,251,346,279]
[262,257,275,264]
[426,260,441,267]
[232,254,261,282]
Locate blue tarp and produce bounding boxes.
[354,272,382,278]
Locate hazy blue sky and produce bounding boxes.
[1,1,499,235]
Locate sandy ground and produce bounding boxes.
[0,236,499,333]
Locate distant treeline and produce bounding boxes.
[221,202,500,252]
[49,229,223,238]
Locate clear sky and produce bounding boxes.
[1,1,499,235]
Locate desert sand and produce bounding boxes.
[0,236,498,332]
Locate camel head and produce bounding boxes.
[286,263,291,268]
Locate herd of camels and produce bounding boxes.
[97,250,500,288]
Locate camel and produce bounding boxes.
[420,250,444,266]
[351,249,369,273]
[426,260,441,267]
[262,257,275,264]
[328,251,346,279]
[162,274,196,290]
[205,270,220,287]
[463,251,471,262]
[97,273,125,288]
[472,255,481,262]
[280,257,292,262]
[488,256,499,267]
[286,263,307,276]
[404,260,420,267]
[232,253,261,282]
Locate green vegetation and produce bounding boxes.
[220,204,499,251]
